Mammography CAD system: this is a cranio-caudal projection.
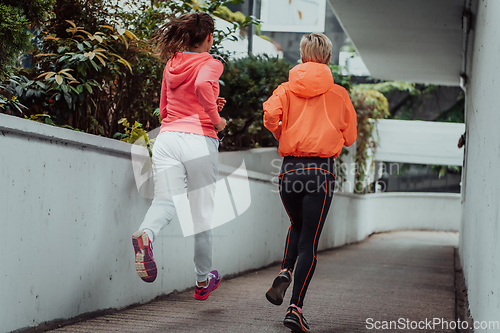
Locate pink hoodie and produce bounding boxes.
[159,52,223,139]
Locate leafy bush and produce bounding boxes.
[0,0,250,138]
[3,19,146,136]
[349,87,390,191]
[218,55,292,150]
[115,117,154,158]
[0,0,55,80]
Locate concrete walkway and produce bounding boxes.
[48,231,458,333]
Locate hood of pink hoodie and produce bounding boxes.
[167,52,214,89]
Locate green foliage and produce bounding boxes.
[354,81,418,95]
[0,0,55,79]
[108,0,251,59]
[0,75,46,115]
[8,19,143,136]
[433,93,465,123]
[1,0,258,138]
[329,64,351,91]
[0,5,30,80]
[0,86,26,115]
[350,87,390,193]
[25,113,56,126]
[363,81,464,122]
[114,117,154,158]
[214,5,247,25]
[432,165,462,178]
[219,55,292,149]
[13,0,56,26]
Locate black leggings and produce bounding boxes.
[279,156,336,308]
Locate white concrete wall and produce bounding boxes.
[460,0,500,330]
[375,119,466,166]
[318,192,461,251]
[0,114,287,333]
[0,114,459,333]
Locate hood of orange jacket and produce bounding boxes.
[263,61,357,158]
[289,62,334,98]
[167,52,213,89]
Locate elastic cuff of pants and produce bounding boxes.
[197,274,209,283]
[142,228,155,242]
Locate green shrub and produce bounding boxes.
[0,0,55,80]
[219,55,292,150]
[0,0,250,138]
[349,87,390,191]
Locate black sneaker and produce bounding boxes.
[266,268,292,305]
[283,306,310,333]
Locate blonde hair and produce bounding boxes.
[300,33,333,64]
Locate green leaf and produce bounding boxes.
[438,167,447,178]
[85,83,93,94]
[64,92,72,107]
[76,85,84,93]
[58,55,70,63]
[77,43,84,51]
[89,59,99,71]
[57,46,66,53]
[36,81,46,89]
[77,62,87,76]
[118,117,128,125]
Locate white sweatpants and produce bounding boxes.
[139,131,219,282]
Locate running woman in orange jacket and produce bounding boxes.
[263,33,357,332]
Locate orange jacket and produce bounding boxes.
[263,62,357,158]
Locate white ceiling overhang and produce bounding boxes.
[327,0,465,86]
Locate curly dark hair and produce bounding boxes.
[153,12,214,62]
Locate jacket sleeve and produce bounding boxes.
[342,90,357,147]
[195,59,223,125]
[263,84,287,132]
[159,65,168,120]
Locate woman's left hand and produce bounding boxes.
[216,97,226,112]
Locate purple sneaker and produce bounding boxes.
[193,270,221,300]
[132,231,157,283]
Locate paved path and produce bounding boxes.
[49,231,458,333]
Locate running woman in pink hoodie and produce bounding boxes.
[132,12,226,301]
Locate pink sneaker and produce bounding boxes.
[132,231,157,283]
[193,270,221,300]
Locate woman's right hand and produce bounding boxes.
[214,117,227,132]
